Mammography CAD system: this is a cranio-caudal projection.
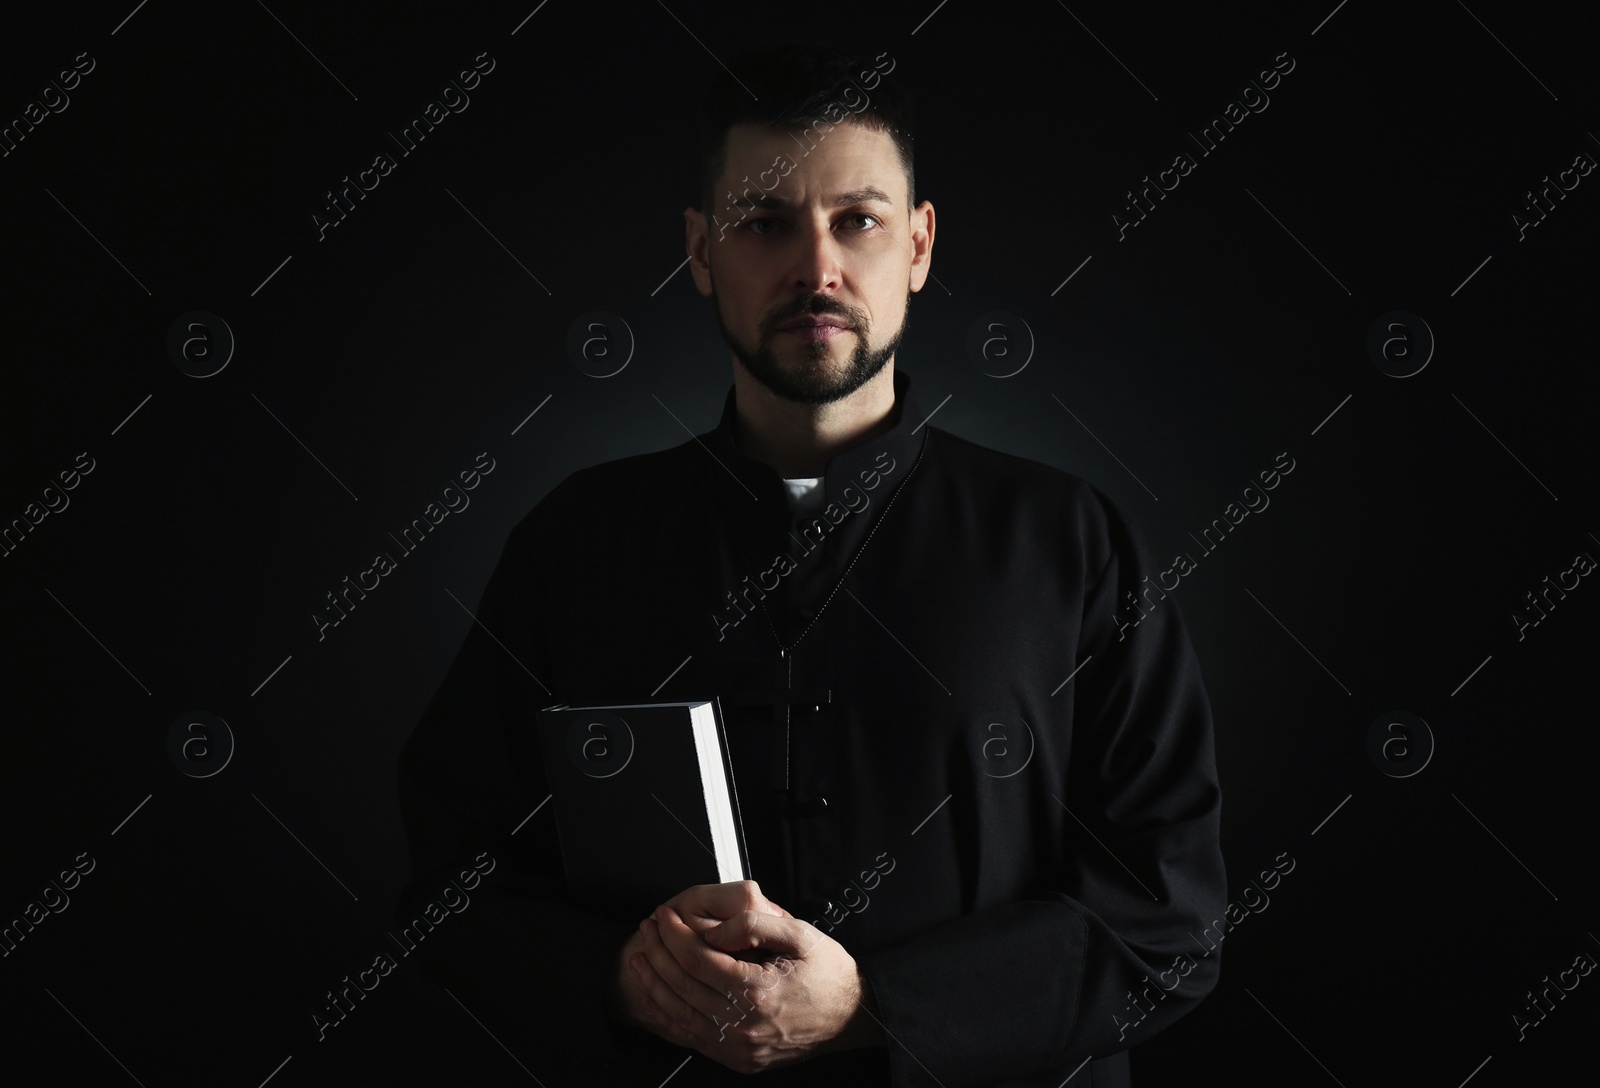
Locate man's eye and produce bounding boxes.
[743,214,881,236]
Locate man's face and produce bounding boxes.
[687,121,933,406]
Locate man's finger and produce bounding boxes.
[631,956,698,1048]
[661,880,787,925]
[654,907,760,990]
[703,909,810,957]
[640,912,752,1032]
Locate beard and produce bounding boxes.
[711,278,910,406]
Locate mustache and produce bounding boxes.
[766,299,862,332]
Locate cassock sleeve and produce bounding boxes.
[856,483,1228,1087]
[393,487,685,1081]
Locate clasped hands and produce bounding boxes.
[613,880,881,1074]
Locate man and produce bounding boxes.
[396,42,1225,1087]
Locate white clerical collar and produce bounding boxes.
[782,477,826,521]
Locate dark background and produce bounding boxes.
[2,0,1595,1084]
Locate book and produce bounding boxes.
[535,698,751,907]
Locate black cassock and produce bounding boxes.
[397,369,1226,1087]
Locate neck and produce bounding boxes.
[732,364,898,478]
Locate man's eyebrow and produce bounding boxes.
[737,186,896,211]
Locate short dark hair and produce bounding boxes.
[697,41,915,222]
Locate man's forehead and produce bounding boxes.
[720,121,904,205]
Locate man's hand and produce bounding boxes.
[608,881,788,1042]
[658,879,792,938]
[629,896,883,1074]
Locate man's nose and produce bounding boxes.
[790,219,844,294]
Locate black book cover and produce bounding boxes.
[535,698,751,910]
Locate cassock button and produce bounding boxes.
[798,794,829,817]
[797,605,815,619]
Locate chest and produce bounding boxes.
[533,476,1096,945]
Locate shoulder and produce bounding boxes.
[925,426,1134,545]
[505,437,704,552]
[926,425,1085,487]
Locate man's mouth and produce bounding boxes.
[777,316,853,330]
[777,316,855,341]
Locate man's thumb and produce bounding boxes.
[708,910,804,955]
[742,884,784,917]
[743,880,784,916]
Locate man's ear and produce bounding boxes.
[907,199,935,293]
[685,207,714,298]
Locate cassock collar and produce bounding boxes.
[704,368,926,516]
